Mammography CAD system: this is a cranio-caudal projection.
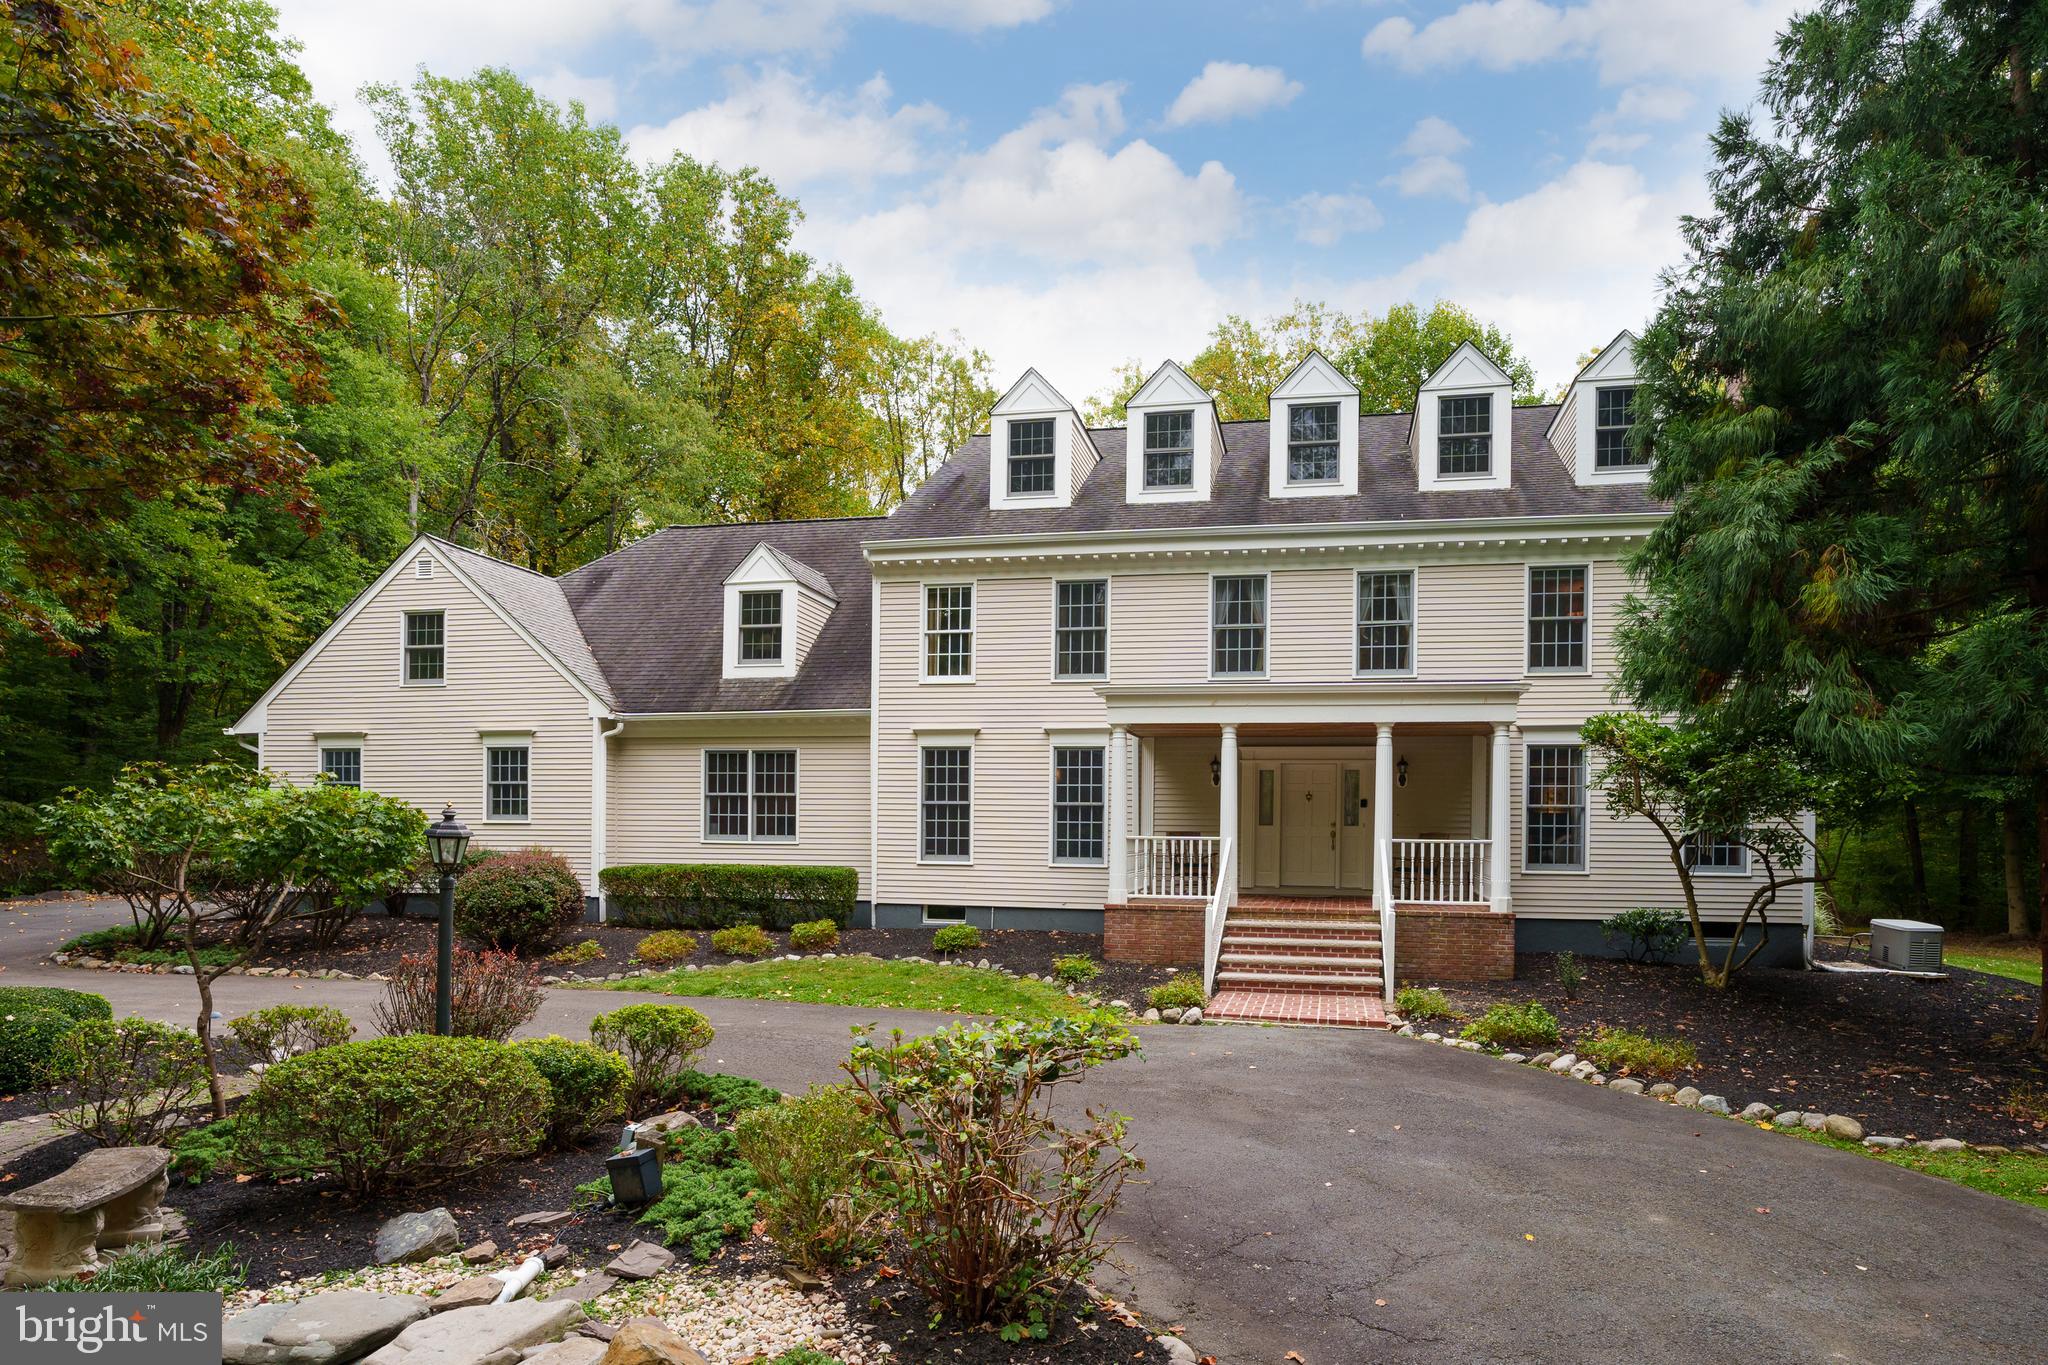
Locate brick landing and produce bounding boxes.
[1205,985,1389,1028]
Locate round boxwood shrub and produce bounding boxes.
[0,986,112,1025]
[453,847,585,955]
[590,1003,715,1116]
[236,1035,549,1193]
[709,924,772,959]
[513,1036,633,1148]
[0,1007,80,1094]
[228,1004,354,1063]
[1051,953,1100,984]
[633,930,698,965]
[931,923,981,956]
[788,919,839,952]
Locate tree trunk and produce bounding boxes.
[189,945,228,1120]
[1957,807,1978,914]
[1903,800,1930,920]
[2005,802,2030,938]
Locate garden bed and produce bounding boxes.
[1407,950,2048,1146]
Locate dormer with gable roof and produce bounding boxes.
[1412,340,1515,492]
[1547,330,1648,487]
[1124,360,1223,504]
[988,369,1099,512]
[722,541,837,682]
[1266,350,1360,499]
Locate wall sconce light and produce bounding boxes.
[1209,755,1222,786]
[1397,756,1409,788]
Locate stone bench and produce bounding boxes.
[0,1146,171,1286]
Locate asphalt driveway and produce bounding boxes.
[5,897,2044,1362]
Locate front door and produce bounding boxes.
[1279,762,1337,886]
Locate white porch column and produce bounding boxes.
[1489,722,1513,914]
[1373,723,1395,898]
[1218,724,1239,876]
[1106,725,1129,904]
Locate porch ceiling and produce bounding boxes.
[1097,681,1525,731]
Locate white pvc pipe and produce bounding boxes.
[493,1255,546,1304]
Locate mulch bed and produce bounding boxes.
[1413,951,2048,1146]
[840,1261,1184,1365]
[0,1085,66,1124]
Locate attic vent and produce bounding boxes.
[416,556,434,580]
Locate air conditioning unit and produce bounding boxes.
[1869,918,1944,972]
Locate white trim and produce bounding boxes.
[919,579,976,684]
[1523,562,1593,676]
[919,904,972,925]
[1046,738,1110,869]
[481,736,533,826]
[869,572,881,914]
[1125,362,1219,504]
[399,608,446,688]
[1049,576,1110,683]
[1267,351,1360,499]
[1351,565,1419,679]
[911,726,981,740]
[1413,341,1514,493]
[915,734,975,866]
[700,746,801,845]
[1097,680,1527,728]
[1520,738,1589,875]
[1207,569,1270,681]
[1548,330,1652,488]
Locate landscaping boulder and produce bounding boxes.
[1918,1138,1966,1153]
[1696,1094,1731,1115]
[1864,1136,1907,1150]
[544,1273,616,1305]
[1673,1086,1702,1107]
[1160,1336,1199,1365]
[1801,1113,1828,1133]
[1774,1111,1803,1127]
[224,1291,428,1365]
[375,1210,461,1266]
[431,1274,513,1313]
[633,1112,700,1141]
[597,1317,710,1365]
[362,1300,584,1365]
[1646,1082,1676,1097]
[1547,1054,1577,1074]
[1822,1115,1865,1142]
[1161,1008,1185,1024]
[506,1212,572,1232]
[1739,1103,1775,1122]
[1530,1052,1559,1067]
[1181,1007,1202,1024]
[1501,1053,1526,1064]
[1608,1079,1644,1095]
[604,1241,675,1281]
[461,1242,499,1265]
[521,1339,606,1365]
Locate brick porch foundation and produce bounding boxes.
[1103,901,1204,965]
[1396,906,1515,981]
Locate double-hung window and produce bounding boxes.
[404,611,444,682]
[1593,385,1645,468]
[1437,395,1493,477]
[1051,746,1106,864]
[1143,411,1194,489]
[1527,566,1589,671]
[738,590,782,662]
[920,746,972,862]
[704,749,798,841]
[1211,574,1266,677]
[1053,580,1107,680]
[1683,832,1748,874]
[319,746,361,788]
[485,744,529,820]
[1286,402,1340,483]
[1524,744,1586,871]
[924,584,974,679]
[1356,570,1414,675]
[1007,418,1056,495]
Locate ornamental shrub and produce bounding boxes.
[0,986,111,1026]
[1601,907,1688,963]
[1460,1002,1562,1049]
[1050,954,1100,984]
[236,1035,548,1193]
[1393,986,1461,1022]
[633,930,698,965]
[734,1086,884,1270]
[544,938,605,966]
[37,1243,246,1295]
[1147,973,1206,1013]
[788,918,839,951]
[1574,1026,1698,1078]
[600,863,857,930]
[48,1018,209,1147]
[453,847,586,954]
[514,1036,632,1148]
[931,924,981,956]
[372,949,543,1041]
[589,1003,716,1115]
[710,924,773,959]
[674,1068,783,1120]
[171,1118,243,1184]
[228,1004,354,1063]
[0,1007,79,1094]
[634,1159,763,1261]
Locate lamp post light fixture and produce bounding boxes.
[425,804,472,1036]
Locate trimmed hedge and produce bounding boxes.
[601,864,856,931]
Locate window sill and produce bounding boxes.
[920,675,976,685]
[917,857,973,868]
[1524,666,1591,677]
[1519,865,1588,875]
[1353,670,1417,681]
[1052,674,1108,684]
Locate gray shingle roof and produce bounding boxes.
[744,544,837,603]
[559,518,880,714]
[428,537,618,709]
[869,405,1662,542]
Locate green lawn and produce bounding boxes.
[1776,1125,2048,1211]
[1944,940,2042,986]
[588,956,1094,1020]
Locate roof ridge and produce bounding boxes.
[420,534,561,583]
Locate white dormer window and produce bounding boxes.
[1124,361,1219,504]
[1006,419,1057,495]
[738,590,782,662]
[1143,411,1195,489]
[1436,394,1493,477]
[989,369,1097,510]
[1267,351,1359,499]
[1549,330,1650,486]
[1593,385,1644,468]
[1414,341,1513,491]
[723,542,831,680]
[1287,402,1341,483]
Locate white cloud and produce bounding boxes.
[1398,114,1470,158]
[1290,192,1384,247]
[1609,83,1695,123]
[629,67,947,186]
[1384,117,1471,201]
[1586,131,1650,156]
[529,66,621,122]
[1162,61,1303,128]
[1362,0,1799,88]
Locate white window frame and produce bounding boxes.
[1524,564,1592,675]
[1521,740,1588,874]
[1353,567,1417,678]
[1208,571,1269,681]
[318,744,363,788]
[1284,400,1343,486]
[1051,578,1109,682]
[916,735,975,865]
[920,581,976,683]
[736,589,784,664]
[1682,831,1750,876]
[401,610,445,686]
[1435,391,1494,479]
[1593,384,1646,470]
[701,748,800,844]
[1140,409,1197,491]
[481,737,532,824]
[1005,417,1058,497]
[920,904,972,925]
[1047,741,1108,868]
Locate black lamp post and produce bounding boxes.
[425,804,472,1036]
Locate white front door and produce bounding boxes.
[1279,762,1337,886]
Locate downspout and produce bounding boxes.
[592,716,624,922]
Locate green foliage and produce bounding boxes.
[655,1124,740,1168]
[734,1086,884,1270]
[1601,908,1689,964]
[710,924,773,959]
[930,924,981,956]
[36,1242,246,1294]
[600,864,857,930]
[673,1069,783,1121]
[544,938,606,966]
[1556,951,1583,1001]
[619,957,1087,1020]
[1460,1003,1561,1049]
[514,1036,632,1148]
[633,930,697,965]
[1574,1027,1698,1078]
[228,1004,354,1062]
[788,919,840,951]
[0,1007,77,1094]
[236,1035,548,1193]
[589,1003,716,1115]
[48,1017,210,1146]
[1050,954,1100,984]
[0,986,111,1025]
[843,1015,1142,1329]
[170,1117,242,1184]
[767,1351,843,1365]
[373,948,543,1040]
[1147,973,1207,1013]
[1393,986,1460,1022]
[634,1158,762,1261]
[0,799,58,894]
[453,847,586,954]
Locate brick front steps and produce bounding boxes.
[1204,898,1389,1029]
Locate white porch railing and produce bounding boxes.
[1200,838,1236,995]
[1375,837,1397,1007]
[1129,835,1223,901]
[1390,838,1491,905]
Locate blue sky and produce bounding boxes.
[272,0,1804,401]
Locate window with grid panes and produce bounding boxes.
[1007,418,1056,494]
[1524,744,1585,870]
[1211,575,1266,676]
[1527,566,1588,670]
[1286,402,1340,482]
[404,611,444,681]
[1683,832,1747,872]
[1143,410,1194,488]
[1053,580,1107,679]
[1356,570,1413,674]
[924,584,973,678]
[1051,747,1105,863]
[704,750,796,841]
[920,747,972,860]
[751,750,797,839]
[1593,385,1645,468]
[319,747,361,788]
[1437,394,1493,476]
[738,590,782,661]
[486,745,529,819]
[704,750,750,838]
